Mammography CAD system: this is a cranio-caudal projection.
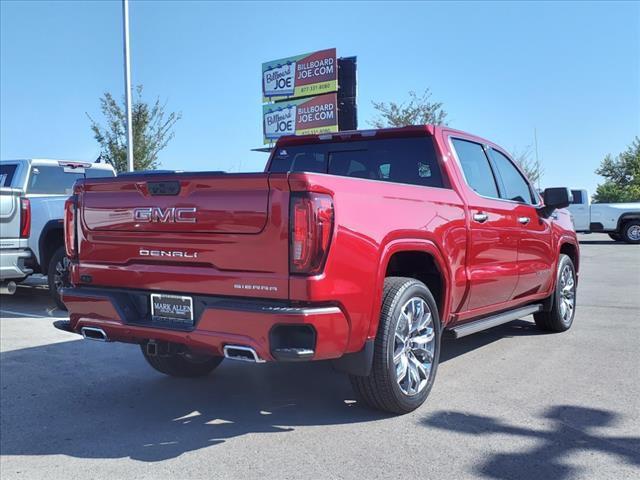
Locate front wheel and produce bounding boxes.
[141,346,223,377]
[349,277,441,414]
[534,254,577,332]
[47,246,69,311]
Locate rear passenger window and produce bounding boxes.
[489,149,535,204]
[451,139,499,198]
[0,164,17,187]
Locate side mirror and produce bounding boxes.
[539,187,573,217]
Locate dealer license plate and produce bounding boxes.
[150,293,194,327]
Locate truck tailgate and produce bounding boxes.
[74,173,291,299]
[0,188,23,245]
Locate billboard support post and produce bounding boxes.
[337,57,357,131]
[122,0,134,172]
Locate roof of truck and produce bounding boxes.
[274,125,506,156]
[275,125,438,148]
[0,158,115,170]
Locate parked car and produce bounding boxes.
[567,189,640,243]
[54,126,579,414]
[0,159,116,306]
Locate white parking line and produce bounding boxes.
[0,309,69,320]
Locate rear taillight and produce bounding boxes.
[289,192,334,275]
[20,198,30,238]
[64,196,77,259]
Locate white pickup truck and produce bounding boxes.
[0,159,116,306]
[568,189,640,243]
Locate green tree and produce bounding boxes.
[370,89,448,128]
[88,85,181,173]
[593,138,640,203]
[511,145,543,186]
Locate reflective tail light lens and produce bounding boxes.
[20,198,30,238]
[289,192,334,275]
[64,196,77,258]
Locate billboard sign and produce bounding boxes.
[263,93,338,144]
[262,48,337,101]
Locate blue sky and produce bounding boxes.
[1,0,638,194]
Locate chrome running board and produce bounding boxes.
[449,304,543,339]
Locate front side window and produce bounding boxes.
[451,138,499,198]
[27,166,115,194]
[489,149,535,204]
[570,190,583,204]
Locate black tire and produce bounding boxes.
[621,221,640,244]
[608,233,622,242]
[534,254,577,332]
[47,246,69,311]
[349,277,441,414]
[141,346,223,377]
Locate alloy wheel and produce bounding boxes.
[393,297,436,396]
[559,264,576,324]
[53,256,70,294]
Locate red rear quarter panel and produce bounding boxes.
[287,172,467,352]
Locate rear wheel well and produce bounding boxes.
[40,225,64,272]
[385,251,444,314]
[618,214,640,231]
[560,242,579,272]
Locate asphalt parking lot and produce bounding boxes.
[1,233,638,480]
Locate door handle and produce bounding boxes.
[473,213,489,223]
[518,216,531,225]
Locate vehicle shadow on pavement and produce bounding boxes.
[577,240,621,245]
[440,319,548,363]
[1,319,554,463]
[422,407,640,480]
[0,338,389,462]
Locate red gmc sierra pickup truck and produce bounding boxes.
[55,125,579,414]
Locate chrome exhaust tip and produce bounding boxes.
[80,326,108,342]
[223,345,265,363]
[0,281,17,295]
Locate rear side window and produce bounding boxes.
[489,149,535,204]
[570,190,583,204]
[0,164,17,187]
[27,166,115,194]
[451,139,499,198]
[269,136,445,188]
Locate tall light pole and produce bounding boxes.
[534,128,541,190]
[122,0,134,172]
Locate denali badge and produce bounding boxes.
[140,248,198,258]
[133,207,196,223]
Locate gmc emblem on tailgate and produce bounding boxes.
[133,207,196,223]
